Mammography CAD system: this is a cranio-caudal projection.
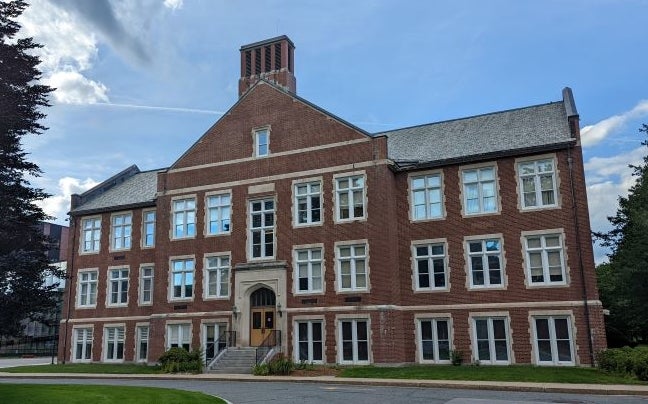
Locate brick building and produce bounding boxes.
[58,36,606,367]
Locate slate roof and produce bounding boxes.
[377,101,575,167]
[72,168,161,214]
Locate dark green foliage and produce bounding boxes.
[597,347,648,381]
[158,348,203,373]
[595,124,648,344]
[0,0,59,337]
[252,353,294,375]
[450,349,464,366]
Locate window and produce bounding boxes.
[413,242,447,291]
[108,268,129,306]
[335,175,365,221]
[207,194,231,235]
[104,326,125,361]
[411,173,443,220]
[339,319,369,364]
[524,233,566,285]
[467,238,504,288]
[249,199,274,259]
[533,316,574,365]
[73,328,92,362]
[171,259,194,300]
[136,326,149,362]
[143,210,155,247]
[204,255,230,298]
[255,128,269,157]
[77,270,97,307]
[139,266,154,305]
[111,213,132,250]
[462,166,498,214]
[418,318,451,363]
[81,217,101,253]
[519,158,557,208]
[336,244,367,292]
[172,198,196,238]
[295,320,323,363]
[294,248,323,294]
[473,317,510,364]
[295,182,322,225]
[167,324,191,350]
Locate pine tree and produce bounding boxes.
[596,124,648,343]
[0,0,59,337]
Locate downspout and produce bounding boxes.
[567,144,595,365]
[61,214,76,364]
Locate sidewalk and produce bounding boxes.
[1,371,647,397]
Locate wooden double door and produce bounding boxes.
[250,307,275,346]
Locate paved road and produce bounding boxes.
[1,377,646,404]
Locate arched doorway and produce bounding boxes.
[249,287,276,346]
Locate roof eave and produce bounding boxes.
[70,200,157,217]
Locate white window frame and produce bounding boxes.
[171,197,196,239]
[465,236,505,289]
[471,315,511,365]
[523,231,567,287]
[76,269,98,308]
[517,157,558,210]
[72,327,93,363]
[294,320,324,364]
[204,254,230,299]
[167,323,191,350]
[337,318,371,365]
[254,127,269,157]
[531,314,575,366]
[335,242,368,292]
[461,165,499,215]
[80,216,101,254]
[139,265,154,306]
[411,240,448,292]
[294,180,323,226]
[294,246,324,295]
[142,210,156,248]
[206,192,231,236]
[135,325,149,363]
[417,317,452,364]
[248,198,275,260]
[410,172,444,221]
[334,173,366,222]
[170,258,194,301]
[107,267,129,307]
[103,326,125,362]
[110,212,132,251]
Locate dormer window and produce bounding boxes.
[255,128,269,157]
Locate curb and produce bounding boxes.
[1,372,646,397]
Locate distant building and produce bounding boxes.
[59,36,605,367]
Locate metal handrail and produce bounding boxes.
[205,331,236,367]
[255,330,281,364]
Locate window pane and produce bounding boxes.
[554,318,570,339]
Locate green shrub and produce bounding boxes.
[252,363,269,375]
[268,354,294,375]
[158,347,203,374]
[597,346,648,380]
[450,350,463,366]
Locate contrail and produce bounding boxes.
[91,102,225,115]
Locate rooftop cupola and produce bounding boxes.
[238,35,296,97]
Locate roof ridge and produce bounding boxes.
[374,100,564,136]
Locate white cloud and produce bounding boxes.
[164,0,184,10]
[37,177,98,224]
[581,100,648,147]
[46,71,109,104]
[585,147,644,264]
[17,0,108,105]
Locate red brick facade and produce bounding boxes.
[58,36,605,367]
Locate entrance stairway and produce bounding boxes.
[207,347,257,374]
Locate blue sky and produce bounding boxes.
[16,0,648,263]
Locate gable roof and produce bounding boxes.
[71,167,161,215]
[377,101,575,168]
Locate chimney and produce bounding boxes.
[562,87,580,139]
[238,35,296,97]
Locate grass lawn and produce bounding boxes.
[0,384,225,404]
[339,365,645,385]
[2,363,162,374]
